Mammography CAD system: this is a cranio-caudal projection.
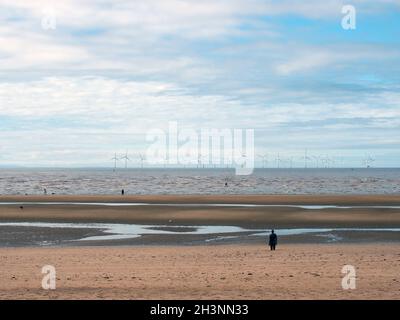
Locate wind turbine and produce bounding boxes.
[275,153,281,168]
[288,156,294,169]
[363,154,375,168]
[322,155,330,168]
[313,155,321,168]
[111,153,119,172]
[369,155,375,168]
[303,149,311,168]
[138,153,146,169]
[198,151,207,168]
[120,150,130,169]
[258,154,268,168]
[323,155,330,168]
[330,156,336,168]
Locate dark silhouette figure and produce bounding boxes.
[224,182,228,187]
[121,189,125,195]
[268,229,277,251]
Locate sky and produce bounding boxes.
[0,0,399,168]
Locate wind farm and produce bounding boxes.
[110,149,378,170]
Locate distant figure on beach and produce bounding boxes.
[268,229,277,251]
[121,189,125,195]
[43,188,47,195]
[224,182,228,187]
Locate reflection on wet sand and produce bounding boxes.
[0,221,399,246]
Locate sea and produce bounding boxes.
[0,168,399,195]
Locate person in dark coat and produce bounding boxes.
[268,229,277,251]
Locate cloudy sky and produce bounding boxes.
[0,0,399,167]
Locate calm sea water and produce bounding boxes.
[0,168,399,195]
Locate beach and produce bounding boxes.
[2,194,400,227]
[3,0,400,304]
[0,194,399,299]
[0,244,399,300]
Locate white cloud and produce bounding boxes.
[0,0,399,165]
[1,76,399,127]
[0,76,399,166]
[276,52,334,75]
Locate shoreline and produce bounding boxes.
[2,194,400,205]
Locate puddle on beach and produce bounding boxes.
[0,221,399,243]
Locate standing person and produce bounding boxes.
[121,189,125,195]
[268,229,278,251]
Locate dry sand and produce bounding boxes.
[0,244,399,300]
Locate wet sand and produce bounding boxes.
[1,195,400,228]
[0,244,399,300]
[0,226,106,247]
[2,194,400,205]
[2,224,400,247]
